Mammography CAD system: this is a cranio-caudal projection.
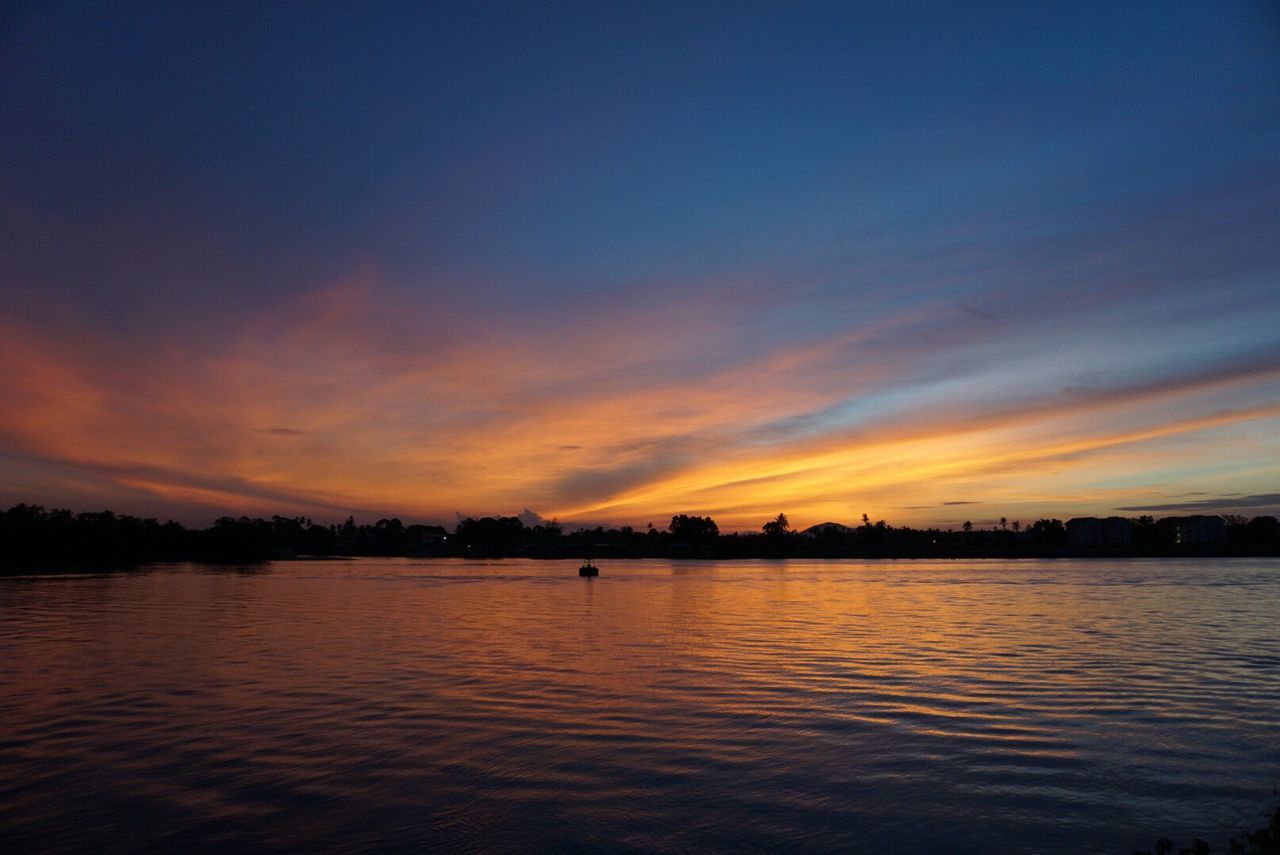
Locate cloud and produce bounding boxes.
[954,305,1007,326]
[1115,494,1280,513]
[1,196,1278,533]
[517,508,549,527]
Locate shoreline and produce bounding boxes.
[6,551,1280,577]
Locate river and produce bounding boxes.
[2,558,1278,852]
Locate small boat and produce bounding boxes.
[578,558,599,577]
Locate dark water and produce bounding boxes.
[2,558,1278,853]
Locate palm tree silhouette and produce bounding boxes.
[762,513,790,536]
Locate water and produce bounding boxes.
[2,558,1278,853]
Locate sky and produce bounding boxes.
[2,1,1279,531]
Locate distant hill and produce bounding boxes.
[802,522,857,536]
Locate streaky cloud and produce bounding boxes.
[1115,494,1280,513]
[256,427,309,437]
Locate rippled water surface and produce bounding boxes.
[3,558,1279,853]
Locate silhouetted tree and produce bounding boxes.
[6,503,1279,566]
[527,520,564,552]
[1230,516,1279,549]
[202,516,274,559]
[453,516,527,555]
[1129,515,1160,548]
[1027,518,1066,547]
[1133,803,1279,855]
[669,514,719,543]
[762,513,790,537]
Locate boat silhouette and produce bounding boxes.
[578,558,598,577]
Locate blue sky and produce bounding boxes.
[2,1,1278,527]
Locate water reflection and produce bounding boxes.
[2,559,1278,852]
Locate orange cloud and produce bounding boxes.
[1,275,1277,529]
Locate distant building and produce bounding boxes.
[1158,515,1226,545]
[1065,517,1132,546]
[407,524,448,546]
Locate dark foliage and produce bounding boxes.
[0,504,448,566]
[453,516,529,555]
[762,513,790,537]
[3,504,1278,567]
[669,514,720,542]
[1027,517,1067,547]
[1132,805,1280,855]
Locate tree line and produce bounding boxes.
[3,503,1278,566]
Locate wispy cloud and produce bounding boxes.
[1115,494,1280,513]
[2,161,1277,530]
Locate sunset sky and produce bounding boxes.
[2,2,1279,530]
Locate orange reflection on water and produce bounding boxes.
[3,558,1279,851]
